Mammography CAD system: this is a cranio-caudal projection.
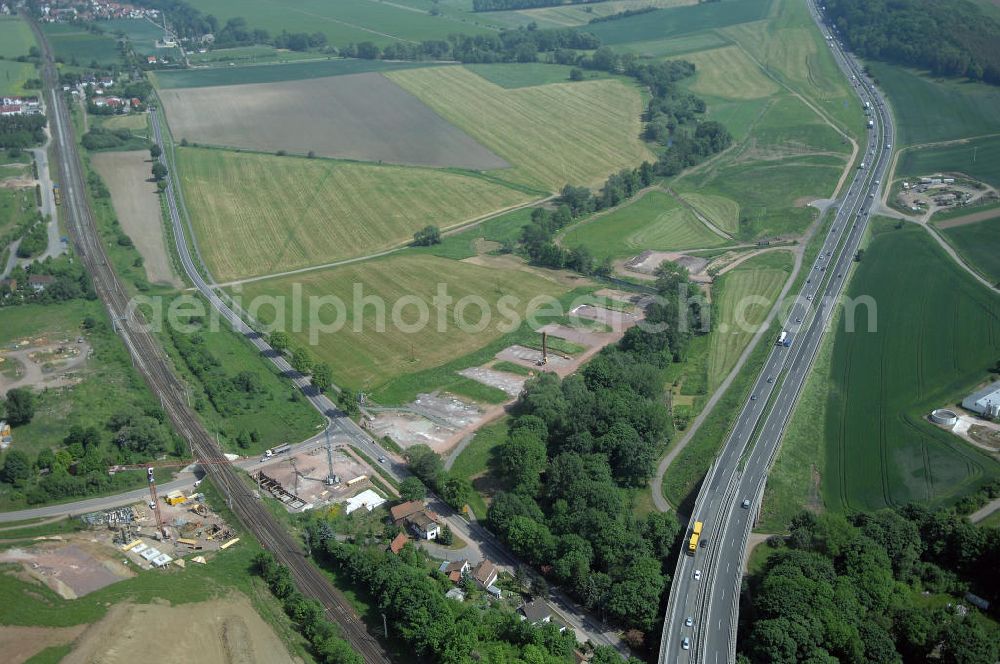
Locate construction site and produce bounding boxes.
[252,441,388,511]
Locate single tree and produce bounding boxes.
[151,162,168,181]
[1,450,32,484]
[290,347,313,375]
[4,388,35,425]
[412,225,441,246]
[149,144,162,159]
[400,476,428,502]
[311,362,333,392]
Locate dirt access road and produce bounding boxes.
[0,341,90,396]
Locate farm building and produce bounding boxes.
[963,383,1000,419]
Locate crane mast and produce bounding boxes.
[147,467,169,539]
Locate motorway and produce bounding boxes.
[658,3,895,662]
[28,18,392,663]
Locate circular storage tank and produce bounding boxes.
[930,409,959,427]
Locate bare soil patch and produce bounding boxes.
[63,596,298,664]
[258,446,374,509]
[0,540,133,599]
[0,625,87,664]
[458,366,526,397]
[91,150,180,287]
[620,250,710,279]
[569,304,639,332]
[159,72,507,170]
[0,341,91,397]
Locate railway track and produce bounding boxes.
[29,18,390,663]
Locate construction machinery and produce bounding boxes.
[147,467,170,539]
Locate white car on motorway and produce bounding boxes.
[693,569,702,581]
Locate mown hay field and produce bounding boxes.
[560,190,729,259]
[824,222,1000,512]
[386,66,654,191]
[178,148,532,282]
[707,250,791,389]
[236,254,567,389]
[683,45,780,100]
[159,72,508,170]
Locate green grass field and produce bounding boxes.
[0,59,37,96]
[234,254,569,391]
[42,24,121,66]
[153,57,439,89]
[155,295,326,453]
[707,250,792,390]
[560,190,730,259]
[386,66,654,190]
[674,155,839,239]
[481,0,699,29]
[585,0,772,45]
[684,45,780,100]
[0,16,35,58]
[870,62,1000,146]
[677,192,741,235]
[941,216,1000,286]
[185,0,491,47]
[898,135,1000,188]
[615,30,731,58]
[101,18,164,52]
[721,0,864,136]
[824,221,1000,512]
[177,147,532,281]
[450,417,509,519]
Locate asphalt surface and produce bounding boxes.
[658,4,895,662]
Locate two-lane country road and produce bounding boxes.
[658,3,896,661]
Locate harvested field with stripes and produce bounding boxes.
[178,148,532,281]
[387,66,654,190]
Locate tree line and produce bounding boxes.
[739,507,1000,663]
[824,0,1000,84]
[252,551,361,664]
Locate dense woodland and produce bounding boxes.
[739,508,1000,663]
[482,262,705,638]
[825,0,1000,84]
[0,115,47,150]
